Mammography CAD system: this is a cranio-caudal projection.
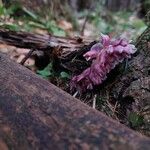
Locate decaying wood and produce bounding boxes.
[0,28,96,72]
[0,53,150,149]
[0,28,93,59]
[99,26,150,136]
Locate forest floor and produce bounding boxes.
[0,4,149,136]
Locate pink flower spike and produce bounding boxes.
[107,45,114,54]
[83,43,103,61]
[70,34,137,92]
[100,33,110,46]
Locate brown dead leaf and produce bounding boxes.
[33,28,48,35]
[24,58,35,67]
[0,44,16,53]
[58,20,73,31]
[16,54,25,63]
[15,48,30,55]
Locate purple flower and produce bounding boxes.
[70,34,137,92]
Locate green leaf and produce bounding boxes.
[50,26,66,36]
[37,63,53,78]
[128,112,144,128]
[0,5,5,15]
[131,20,146,29]
[28,21,45,29]
[60,72,70,79]
[1,24,20,31]
[44,20,66,36]
[22,7,38,20]
[6,4,22,16]
[37,70,52,77]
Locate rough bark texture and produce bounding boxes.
[0,28,95,72]
[3,0,94,11]
[3,0,140,12]
[0,28,92,57]
[105,0,139,11]
[106,26,150,136]
[0,53,150,149]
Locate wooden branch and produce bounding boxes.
[0,53,150,149]
[0,28,96,72]
[0,28,93,59]
[20,48,35,65]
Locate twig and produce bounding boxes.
[20,49,35,65]
[80,4,93,36]
[73,91,78,97]
[112,101,118,117]
[92,95,97,109]
[80,14,89,36]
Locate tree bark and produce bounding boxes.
[105,25,150,136]
[0,28,95,72]
[105,0,139,11]
[0,52,150,149]
[0,28,92,55]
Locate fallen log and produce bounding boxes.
[0,28,95,72]
[0,28,94,60]
[0,53,150,149]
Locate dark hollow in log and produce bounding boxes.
[0,53,150,149]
